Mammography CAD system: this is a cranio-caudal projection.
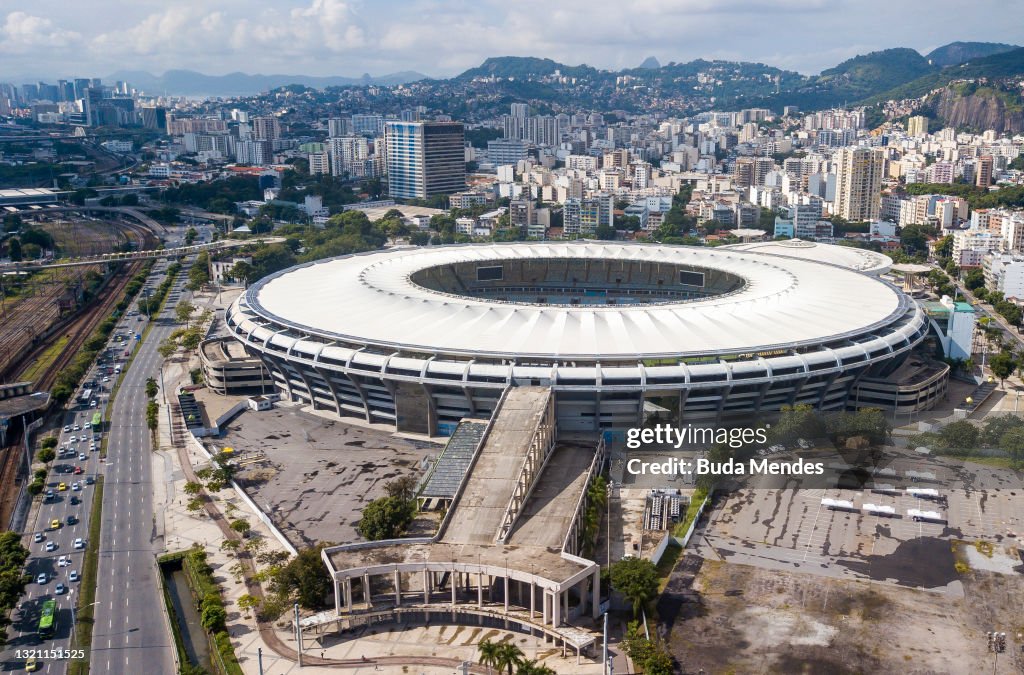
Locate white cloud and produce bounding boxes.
[0,0,1020,79]
[0,11,81,53]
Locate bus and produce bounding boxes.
[78,388,93,405]
[91,412,102,432]
[38,599,57,639]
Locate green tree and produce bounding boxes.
[982,414,1024,446]
[609,556,659,617]
[35,447,56,463]
[175,300,196,327]
[237,593,259,618]
[383,475,418,502]
[989,350,1016,386]
[145,377,159,398]
[229,519,251,536]
[357,496,416,541]
[999,428,1024,467]
[516,660,556,675]
[963,267,985,291]
[270,544,334,609]
[184,227,198,245]
[187,252,211,290]
[183,481,203,496]
[200,603,227,632]
[770,404,826,445]
[478,639,501,674]
[495,643,525,675]
[939,420,980,452]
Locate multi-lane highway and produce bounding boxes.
[89,258,195,674]
[0,246,202,673]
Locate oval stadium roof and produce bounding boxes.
[246,241,906,360]
[723,238,892,275]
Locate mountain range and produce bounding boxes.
[105,69,429,97]
[101,42,1024,131]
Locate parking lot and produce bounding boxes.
[700,485,1024,592]
[220,406,440,548]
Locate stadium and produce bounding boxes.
[225,241,940,435]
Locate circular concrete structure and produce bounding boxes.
[226,241,927,433]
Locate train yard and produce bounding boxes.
[0,215,162,529]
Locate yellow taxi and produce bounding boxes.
[49,519,61,531]
[25,656,39,671]
[58,483,67,491]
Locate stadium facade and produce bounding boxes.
[225,241,937,435]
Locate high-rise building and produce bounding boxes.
[308,152,330,176]
[835,147,884,222]
[977,155,993,188]
[733,157,755,189]
[328,136,369,177]
[487,139,528,166]
[352,114,384,136]
[327,117,351,137]
[252,116,281,141]
[385,121,466,200]
[907,115,929,137]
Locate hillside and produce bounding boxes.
[105,68,428,97]
[928,83,1024,133]
[925,41,1020,67]
[867,47,1024,102]
[456,56,600,81]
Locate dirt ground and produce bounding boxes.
[662,556,1024,674]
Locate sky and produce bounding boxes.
[1,0,1022,82]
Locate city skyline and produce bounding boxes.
[2,0,1022,82]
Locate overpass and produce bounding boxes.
[14,206,169,235]
[0,237,283,271]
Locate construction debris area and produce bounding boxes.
[662,558,1024,674]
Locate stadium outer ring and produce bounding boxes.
[225,241,929,433]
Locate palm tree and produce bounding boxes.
[495,642,525,675]
[478,639,501,675]
[517,659,556,675]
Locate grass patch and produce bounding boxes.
[68,475,103,675]
[962,455,1020,469]
[655,541,684,593]
[17,335,70,383]
[672,487,708,539]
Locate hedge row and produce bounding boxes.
[50,262,158,404]
[183,547,243,675]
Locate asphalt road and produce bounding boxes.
[88,258,194,675]
[0,259,188,673]
[0,400,103,672]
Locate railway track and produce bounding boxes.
[0,219,159,528]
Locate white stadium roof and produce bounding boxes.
[723,239,892,275]
[247,242,907,359]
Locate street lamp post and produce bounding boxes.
[69,590,100,647]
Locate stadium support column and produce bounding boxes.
[478,571,484,607]
[394,570,402,606]
[591,568,601,618]
[334,577,341,615]
[364,573,372,608]
[423,569,429,604]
